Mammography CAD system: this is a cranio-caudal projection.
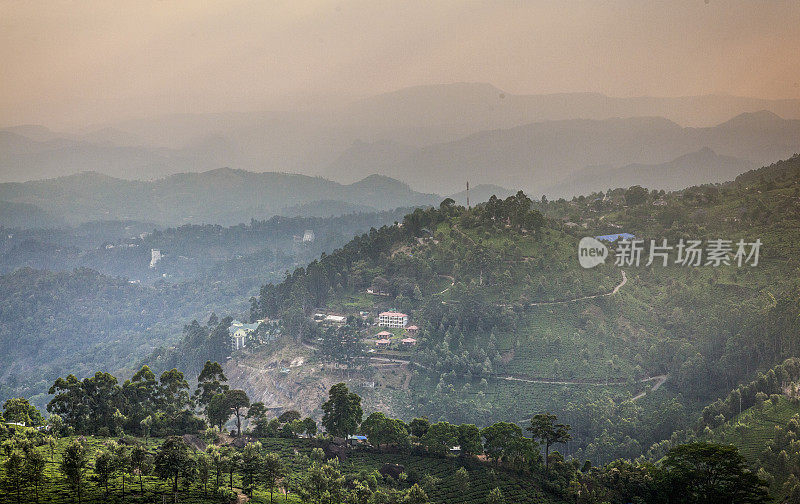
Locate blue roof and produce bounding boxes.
[348,435,368,440]
[595,233,635,242]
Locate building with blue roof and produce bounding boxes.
[595,233,636,242]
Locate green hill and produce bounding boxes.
[225,156,800,465]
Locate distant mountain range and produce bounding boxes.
[545,148,757,198]
[0,170,440,227]
[325,111,800,194]
[2,83,798,209]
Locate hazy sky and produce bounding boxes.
[2,0,799,128]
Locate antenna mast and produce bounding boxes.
[466,181,470,209]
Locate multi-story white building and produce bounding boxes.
[229,320,259,350]
[378,311,408,328]
[149,249,162,268]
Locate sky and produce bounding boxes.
[1,0,799,129]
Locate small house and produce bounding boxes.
[375,339,391,348]
[401,338,417,346]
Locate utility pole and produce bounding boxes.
[466,181,470,209]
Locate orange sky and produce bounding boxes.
[1,0,799,128]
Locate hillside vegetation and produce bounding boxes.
[229,155,800,464]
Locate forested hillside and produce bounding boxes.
[224,155,800,465]
[0,209,414,411]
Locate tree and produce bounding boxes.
[240,441,262,496]
[409,417,430,438]
[196,453,211,496]
[24,449,47,504]
[3,397,43,426]
[454,467,470,495]
[207,445,225,489]
[153,436,195,502]
[130,444,152,494]
[662,443,769,504]
[487,487,505,504]
[261,452,286,504]
[481,422,522,466]
[403,483,430,504]
[81,371,121,434]
[321,383,363,439]
[421,422,458,456]
[94,449,116,497]
[122,365,159,431]
[527,413,570,470]
[278,410,302,423]
[60,439,88,504]
[457,424,483,456]
[48,375,89,432]
[194,361,229,413]
[140,415,153,442]
[302,417,318,437]
[362,412,410,450]
[207,393,231,431]
[159,369,192,419]
[624,185,649,206]
[3,451,24,504]
[300,460,345,504]
[248,402,268,421]
[112,441,131,499]
[227,389,250,436]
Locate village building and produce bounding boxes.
[401,337,417,346]
[229,320,259,350]
[375,339,391,348]
[378,311,408,328]
[405,325,419,335]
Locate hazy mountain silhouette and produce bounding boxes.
[544,148,756,198]
[0,169,439,227]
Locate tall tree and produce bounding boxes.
[153,436,195,503]
[662,443,769,504]
[82,371,121,434]
[48,375,88,432]
[94,449,115,498]
[3,451,24,504]
[121,365,159,431]
[481,422,522,466]
[240,441,262,496]
[130,444,151,495]
[207,393,231,431]
[227,389,250,437]
[194,361,229,413]
[158,369,192,418]
[24,449,47,504]
[527,413,570,470]
[261,452,286,504]
[60,439,88,504]
[2,398,43,426]
[321,383,363,440]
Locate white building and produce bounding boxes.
[149,249,162,268]
[302,230,315,243]
[229,320,259,350]
[378,311,408,328]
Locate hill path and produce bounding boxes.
[527,270,627,306]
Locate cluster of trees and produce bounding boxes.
[574,443,769,504]
[42,361,270,439]
[2,379,775,504]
